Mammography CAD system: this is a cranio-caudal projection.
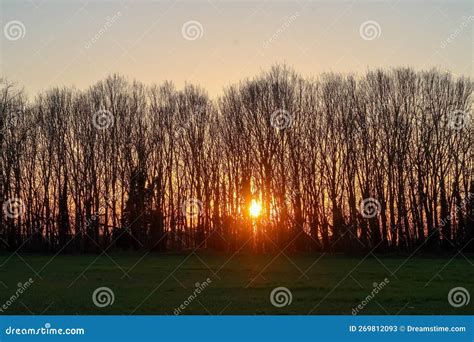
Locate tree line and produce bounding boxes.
[0,65,472,254]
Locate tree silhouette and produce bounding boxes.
[0,67,472,254]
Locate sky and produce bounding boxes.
[0,0,472,97]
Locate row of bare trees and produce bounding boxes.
[1,66,472,254]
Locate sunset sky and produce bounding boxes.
[1,0,472,97]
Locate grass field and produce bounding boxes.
[0,252,473,315]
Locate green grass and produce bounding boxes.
[0,252,473,315]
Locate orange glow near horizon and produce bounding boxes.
[249,199,262,218]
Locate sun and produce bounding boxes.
[249,199,262,218]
